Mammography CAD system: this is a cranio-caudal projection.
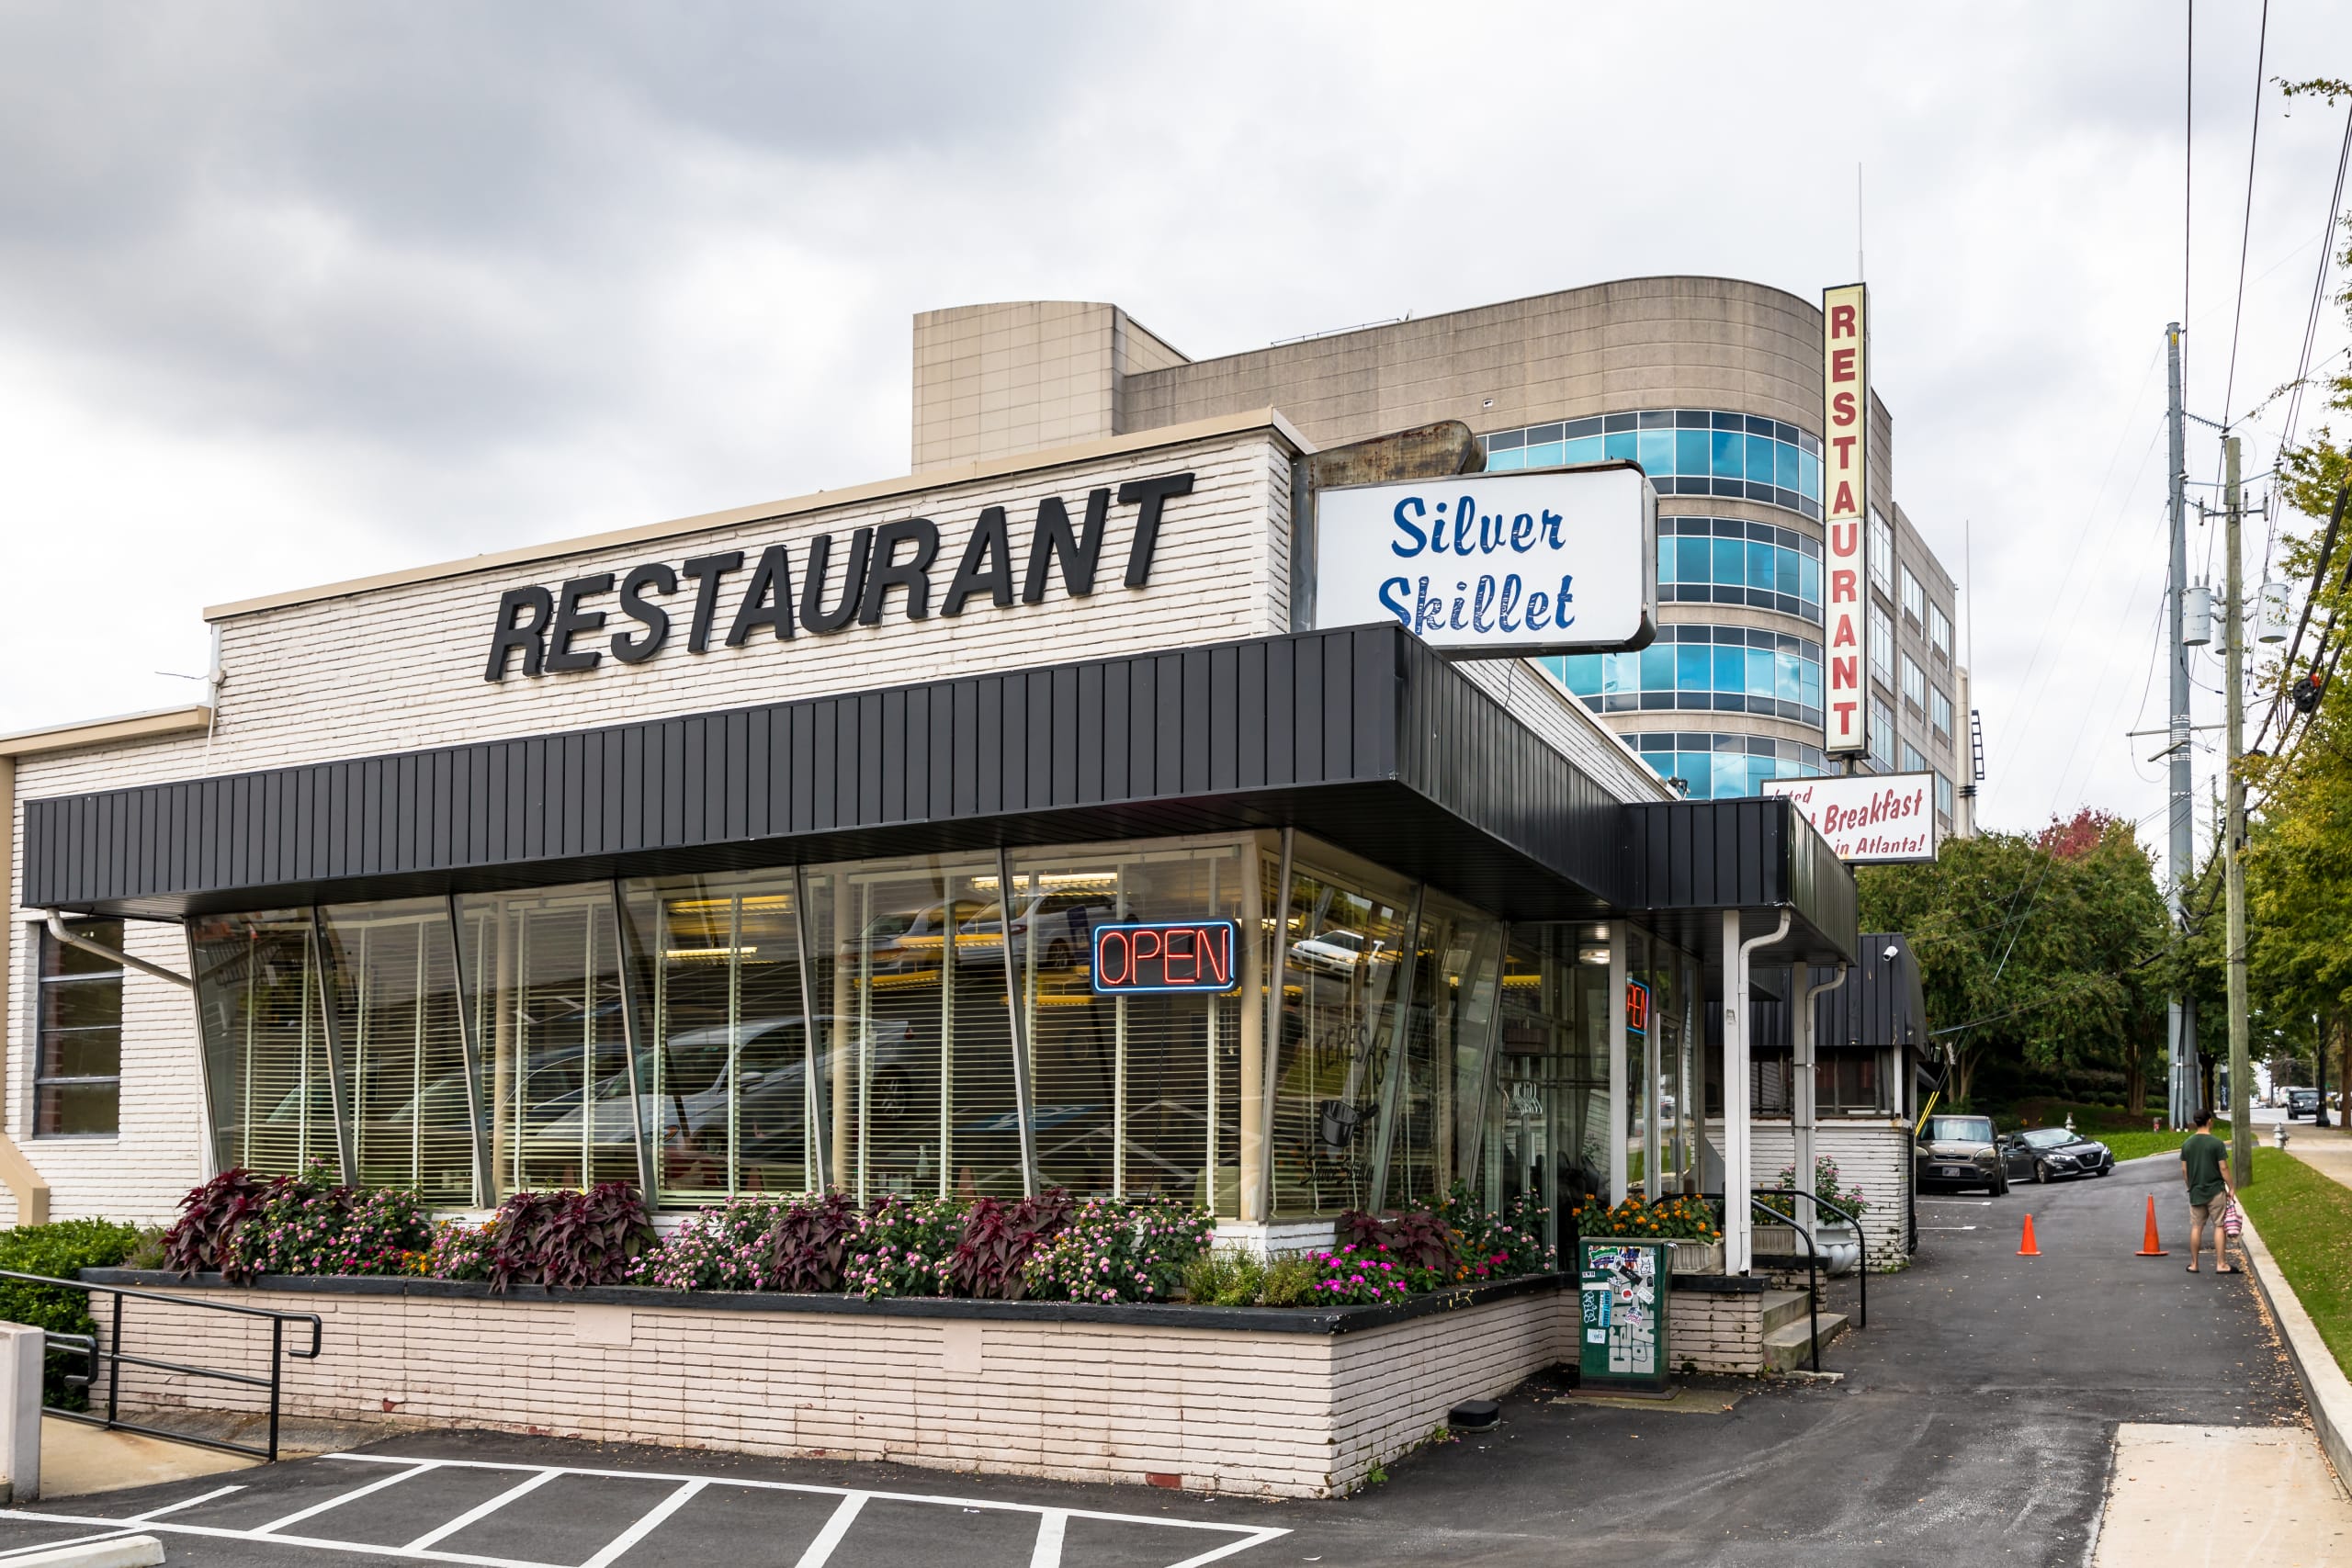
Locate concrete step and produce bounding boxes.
[1763,1309,1850,1372]
[1758,1288,1814,1337]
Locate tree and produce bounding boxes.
[1858,810,2168,1110]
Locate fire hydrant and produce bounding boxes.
[2277,1121,2292,1150]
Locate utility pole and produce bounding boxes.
[2223,434,2252,1188]
[2165,322,2197,1130]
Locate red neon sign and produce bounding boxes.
[1091,921,1239,995]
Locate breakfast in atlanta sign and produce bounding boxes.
[1762,772,1937,863]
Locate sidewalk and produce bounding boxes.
[2283,1119,2352,1190]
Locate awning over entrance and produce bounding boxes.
[23,624,1855,962]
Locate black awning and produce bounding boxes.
[23,623,1855,959]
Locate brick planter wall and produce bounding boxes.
[1665,1278,1767,1375]
[83,1272,1576,1499]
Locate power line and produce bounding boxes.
[2220,0,2271,426]
[2262,96,2352,583]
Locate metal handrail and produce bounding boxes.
[0,1269,323,1461]
[1748,1196,1822,1372]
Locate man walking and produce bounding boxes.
[2180,1109,2234,1274]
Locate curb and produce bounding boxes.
[2236,1206,2352,1489]
[0,1536,164,1567]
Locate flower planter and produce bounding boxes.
[1667,1237,1726,1274]
[1753,1219,1860,1277]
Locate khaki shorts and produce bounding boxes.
[2191,1195,2233,1229]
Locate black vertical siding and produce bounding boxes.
[24,622,1859,961]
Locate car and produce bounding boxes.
[1289,928,1385,975]
[1915,1113,2008,1195]
[2287,1088,2321,1120]
[2000,1125,2113,1183]
[958,890,1117,971]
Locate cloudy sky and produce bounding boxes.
[3,1,2348,845]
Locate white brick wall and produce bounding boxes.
[1748,1120,1913,1269]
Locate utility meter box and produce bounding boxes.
[1577,1237,1672,1393]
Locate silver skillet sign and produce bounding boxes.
[1312,462,1657,656]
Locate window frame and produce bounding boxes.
[1901,653,1927,710]
[35,918,126,1139]
[1869,509,1894,595]
[1869,604,1894,686]
[1928,601,1953,660]
[1899,565,1926,626]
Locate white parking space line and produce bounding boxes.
[0,1454,1290,1568]
[402,1469,560,1552]
[1161,1529,1293,1568]
[321,1451,1292,1543]
[577,1478,707,1568]
[791,1492,868,1567]
[1918,1224,1979,1231]
[1028,1508,1066,1568]
[126,1484,244,1522]
[1920,1200,1993,1206]
[254,1461,439,1536]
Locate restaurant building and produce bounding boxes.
[1,292,1873,1290]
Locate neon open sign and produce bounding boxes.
[1091,920,1240,995]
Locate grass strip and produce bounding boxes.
[2235,1145,2352,1383]
[2098,1122,2232,1164]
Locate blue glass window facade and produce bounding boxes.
[1656,517,1820,620]
[1542,625,1824,727]
[1622,732,1826,801]
[1482,410,1822,521]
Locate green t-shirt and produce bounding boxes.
[2181,1132,2229,1205]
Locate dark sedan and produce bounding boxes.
[2000,1126,2114,1183]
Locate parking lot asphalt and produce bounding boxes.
[2,1156,2304,1568]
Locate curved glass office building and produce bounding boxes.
[912,279,1971,830]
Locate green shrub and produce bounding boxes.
[0,1217,144,1410]
[1257,1252,1317,1306]
[1182,1247,1266,1305]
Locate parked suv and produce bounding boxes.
[2288,1087,2321,1120]
[1915,1113,2007,1195]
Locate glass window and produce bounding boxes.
[1747,540,1775,592]
[1931,686,1953,736]
[1713,645,1745,697]
[1870,604,1894,685]
[455,886,639,1197]
[1711,537,1745,588]
[37,918,123,1136]
[1747,648,1776,700]
[1712,751,1747,798]
[1270,860,1413,1216]
[1639,643,1675,693]
[1674,536,1710,586]
[1901,742,1928,773]
[1677,644,1711,693]
[1563,434,1604,466]
[1900,566,1926,625]
[1937,773,1955,818]
[1870,509,1894,595]
[1675,429,1709,475]
[1486,446,1526,472]
[1929,602,1952,658]
[190,909,339,1178]
[1901,654,1926,708]
[1555,654,1601,695]
[1870,696,1896,770]
[1712,429,1744,479]
[1012,845,1247,1208]
[317,900,473,1201]
[1745,434,1775,486]
[1605,431,1639,463]
[1799,446,1820,500]
[1637,429,1674,477]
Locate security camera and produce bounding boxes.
[1882,943,1899,961]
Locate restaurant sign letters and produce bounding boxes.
[1313,465,1657,657]
[1821,283,1870,754]
[1762,771,1937,863]
[481,472,1195,682]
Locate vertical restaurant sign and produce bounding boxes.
[1313,465,1657,657]
[1822,284,1870,754]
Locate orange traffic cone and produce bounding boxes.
[2135,1193,2168,1257]
[2018,1213,2041,1257]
